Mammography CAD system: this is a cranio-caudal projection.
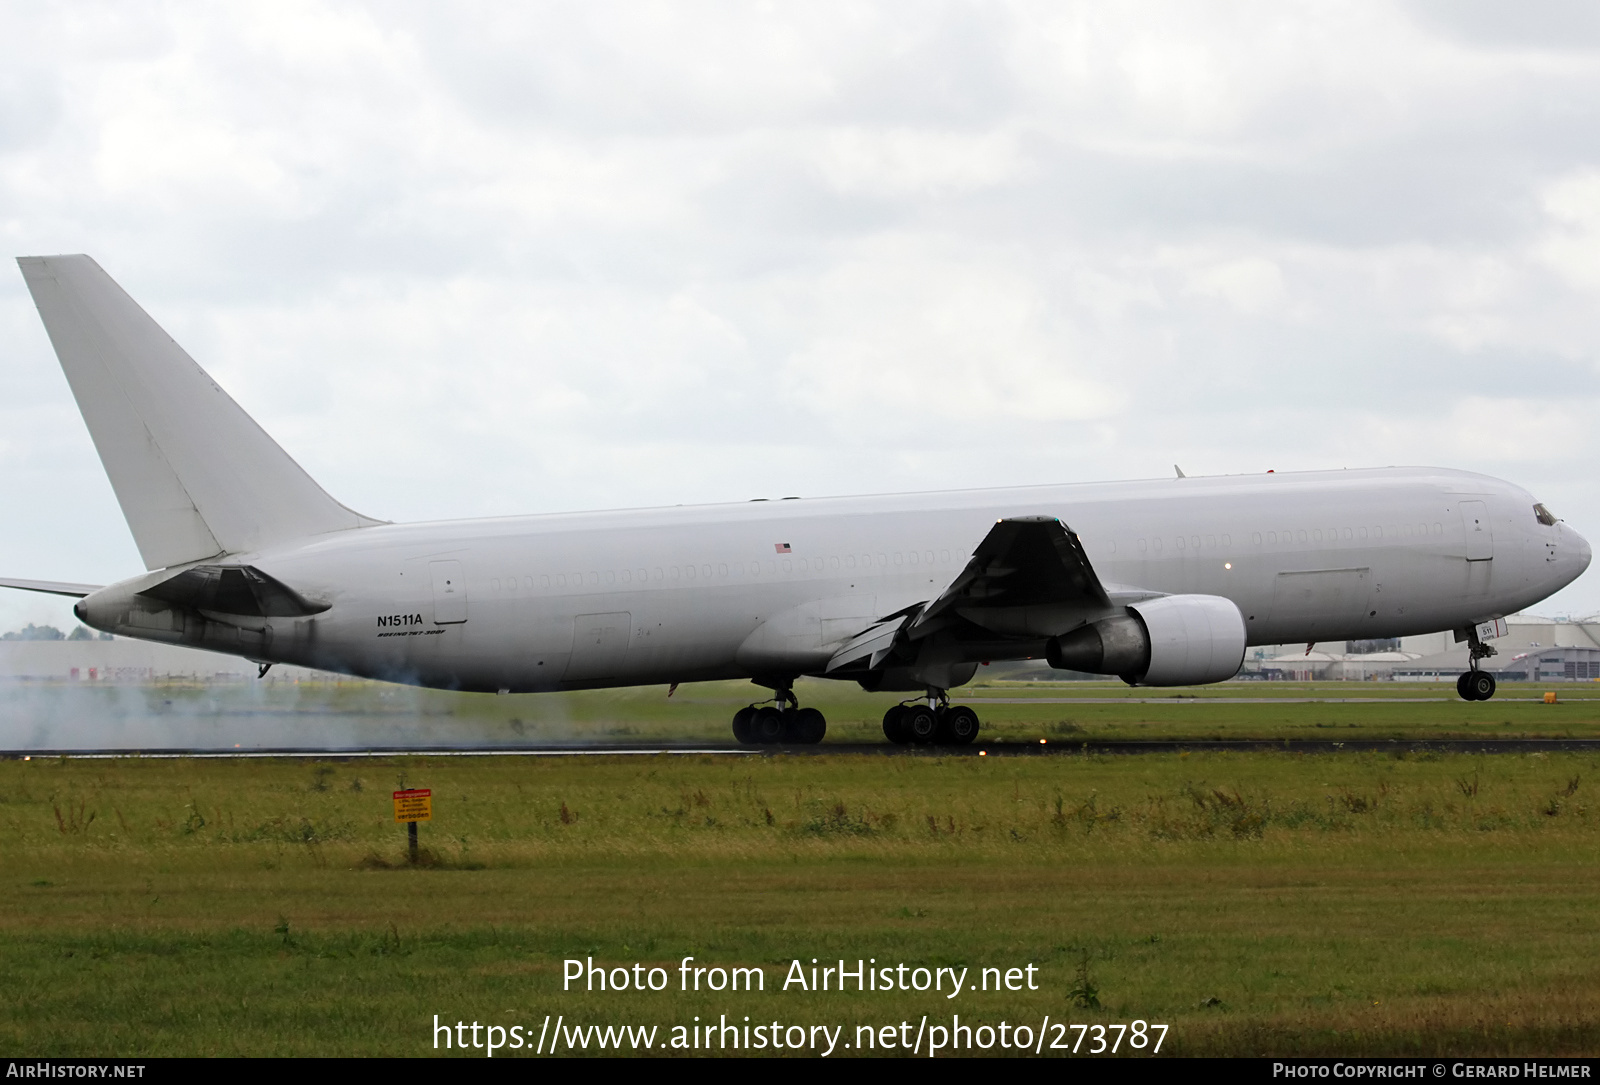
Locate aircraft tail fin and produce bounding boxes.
[17,255,384,570]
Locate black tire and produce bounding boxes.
[789,707,826,744]
[1456,672,1475,701]
[1467,671,1497,701]
[882,705,911,744]
[753,706,787,744]
[939,705,980,745]
[906,706,940,745]
[731,706,756,744]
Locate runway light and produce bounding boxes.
[1224,562,1232,570]
[1040,739,1047,744]
[979,750,987,756]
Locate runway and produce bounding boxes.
[7,737,1600,758]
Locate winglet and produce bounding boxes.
[1174,464,1186,478]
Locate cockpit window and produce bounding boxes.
[1533,503,1558,526]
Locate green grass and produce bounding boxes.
[4,739,1600,1056]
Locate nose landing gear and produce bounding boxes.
[882,688,982,746]
[1457,627,1499,701]
[731,687,826,745]
[1457,670,1497,702]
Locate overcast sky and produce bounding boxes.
[3,1,1599,635]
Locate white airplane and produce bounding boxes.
[3,256,1591,745]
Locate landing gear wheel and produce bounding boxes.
[1466,671,1497,701]
[753,706,787,744]
[882,705,912,745]
[905,705,940,745]
[939,705,980,745]
[1456,672,1474,701]
[731,706,756,744]
[789,707,826,744]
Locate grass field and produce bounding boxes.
[3,683,1600,1057]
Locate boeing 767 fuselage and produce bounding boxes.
[4,256,1590,745]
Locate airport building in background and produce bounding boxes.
[1243,613,1600,682]
[0,636,341,683]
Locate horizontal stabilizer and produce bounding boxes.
[17,255,385,570]
[139,565,330,617]
[0,577,103,598]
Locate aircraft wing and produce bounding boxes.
[825,517,1117,676]
[909,516,1111,638]
[0,577,102,598]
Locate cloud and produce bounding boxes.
[1,0,1598,632]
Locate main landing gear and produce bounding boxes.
[882,688,981,747]
[1456,627,1499,702]
[731,688,826,745]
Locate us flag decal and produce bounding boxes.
[775,542,792,553]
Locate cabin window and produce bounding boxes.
[940,550,950,562]
[830,557,840,570]
[638,569,648,582]
[797,558,807,572]
[720,563,729,576]
[605,571,615,585]
[491,579,500,591]
[1359,527,1368,540]
[1176,536,1186,550]
[670,566,680,580]
[588,572,599,586]
[877,554,886,567]
[1402,525,1412,538]
[654,567,665,581]
[685,564,696,579]
[541,575,551,588]
[1138,538,1148,552]
[556,574,567,588]
[846,555,856,568]
[1297,530,1307,543]
[1265,532,1275,544]
[1205,535,1215,548]
[1313,529,1323,543]
[702,564,712,578]
[894,552,903,565]
[908,551,919,566]
[620,569,631,583]
[1373,526,1382,539]
[925,550,935,564]
[1222,534,1230,546]
[1153,538,1162,552]
[1432,523,1442,535]
[782,559,792,573]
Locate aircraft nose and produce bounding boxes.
[1572,525,1593,579]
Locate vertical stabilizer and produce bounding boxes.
[18,255,383,569]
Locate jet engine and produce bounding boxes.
[1046,594,1246,686]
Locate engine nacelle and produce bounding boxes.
[1046,594,1246,686]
